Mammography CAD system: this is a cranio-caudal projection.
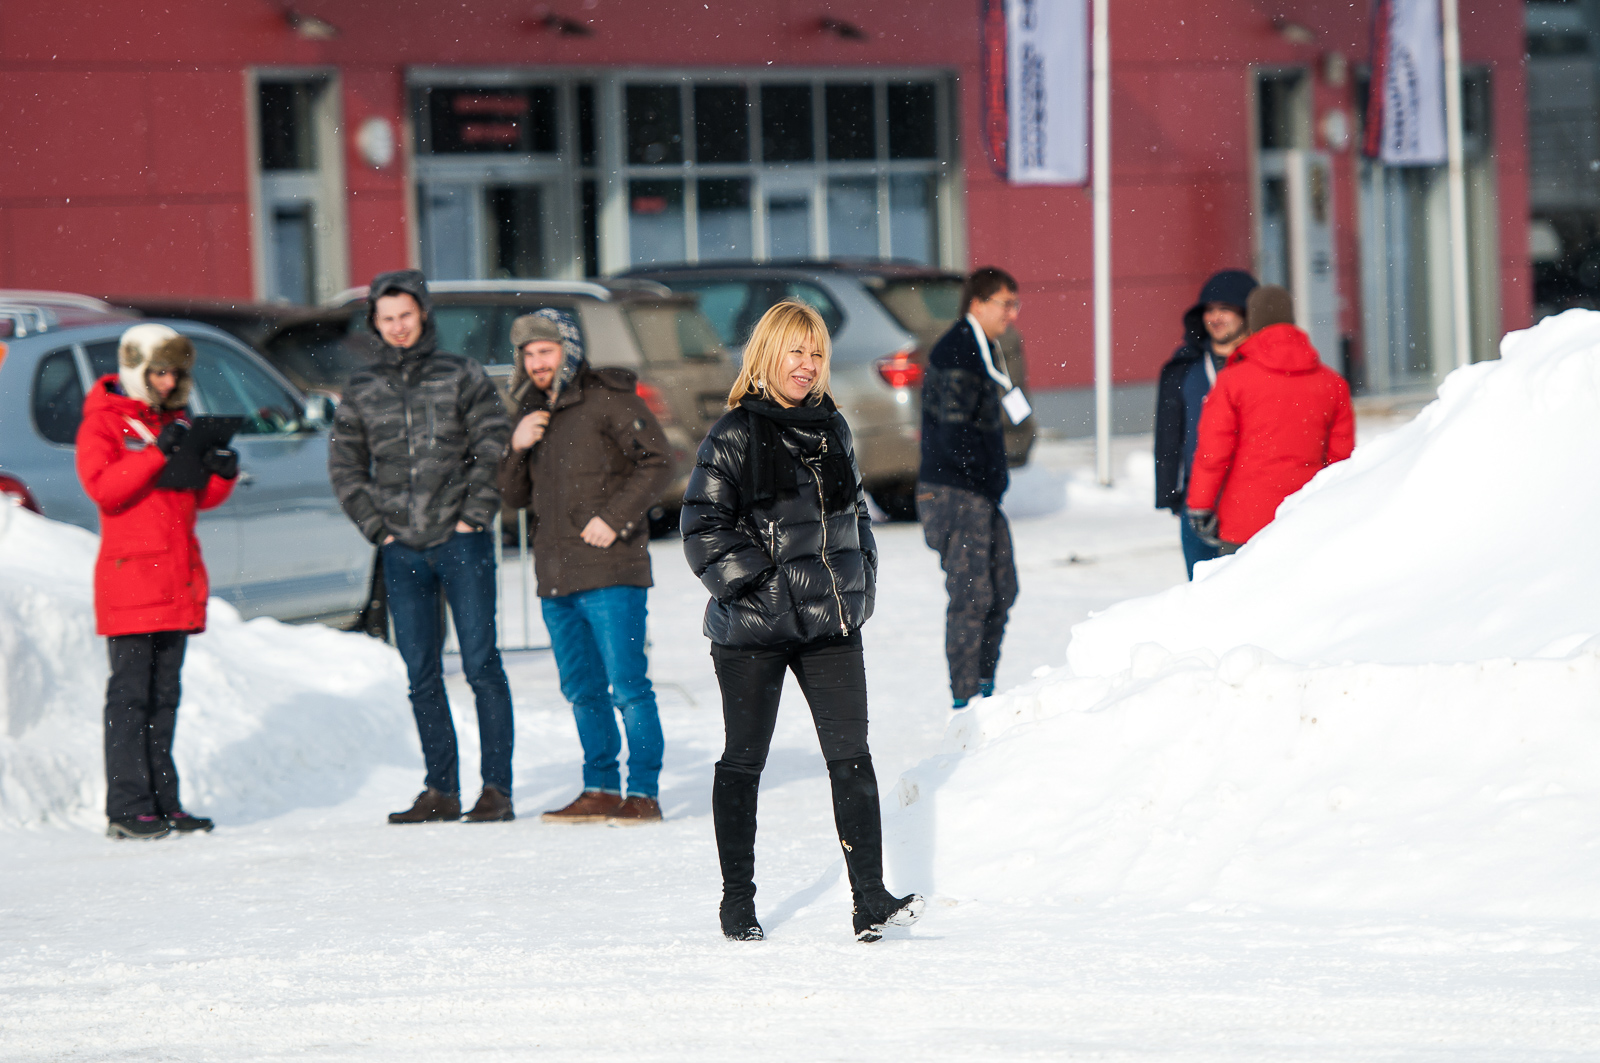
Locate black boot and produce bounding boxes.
[712,766,764,941]
[828,756,925,942]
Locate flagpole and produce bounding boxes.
[1441,0,1472,369]
[1092,0,1112,485]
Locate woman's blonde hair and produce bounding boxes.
[726,300,832,408]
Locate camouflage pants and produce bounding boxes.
[916,482,1018,702]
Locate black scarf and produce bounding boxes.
[738,394,858,513]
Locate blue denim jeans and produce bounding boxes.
[1179,506,1223,580]
[383,530,514,796]
[540,585,663,798]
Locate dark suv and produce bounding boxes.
[619,261,1035,519]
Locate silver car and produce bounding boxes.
[0,291,374,626]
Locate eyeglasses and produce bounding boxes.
[985,296,1021,312]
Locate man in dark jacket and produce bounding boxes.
[328,269,516,825]
[916,266,1025,709]
[1154,269,1257,578]
[496,310,673,824]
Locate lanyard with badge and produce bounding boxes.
[966,314,1032,425]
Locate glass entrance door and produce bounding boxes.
[420,179,563,281]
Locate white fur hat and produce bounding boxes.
[118,323,195,409]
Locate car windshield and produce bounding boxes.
[624,303,726,364]
[266,316,377,391]
[870,278,964,342]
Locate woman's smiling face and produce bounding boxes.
[772,331,824,406]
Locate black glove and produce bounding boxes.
[1187,508,1222,547]
[201,446,239,481]
[154,421,189,456]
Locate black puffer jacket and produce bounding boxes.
[682,401,877,648]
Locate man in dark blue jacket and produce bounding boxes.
[1153,269,1257,578]
[916,267,1024,709]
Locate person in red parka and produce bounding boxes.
[1184,286,1355,551]
[76,323,239,840]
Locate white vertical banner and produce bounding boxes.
[1007,0,1090,185]
[1380,0,1447,165]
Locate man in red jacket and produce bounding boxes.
[1185,286,1355,551]
[76,324,238,839]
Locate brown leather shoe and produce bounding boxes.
[540,789,623,823]
[607,796,662,825]
[462,786,515,823]
[387,788,461,824]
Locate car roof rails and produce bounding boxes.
[0,304,57,338]
[326,279,617,306]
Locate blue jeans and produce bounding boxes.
[541,585,663,798]
[1179,506,1223,580]
[383,531,514,796]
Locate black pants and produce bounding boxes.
[917,482,1019,701]
[104,632,188,820]
[711,634,870,775]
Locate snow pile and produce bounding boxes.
[888,310,1600,917]
[0,503,411,828]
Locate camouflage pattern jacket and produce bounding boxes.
[328,330,511,550]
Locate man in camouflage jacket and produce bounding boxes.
[328,269,517,826]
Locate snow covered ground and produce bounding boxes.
[6,313,1600,1060]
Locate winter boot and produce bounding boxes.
[712,766,763,941]
[166,811,214,833]
[462,786,515,823]
[107,815,171,840]
[827,755,925,942]
[387,788,461,824]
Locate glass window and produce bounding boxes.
[889,174,936,264]
[825,84,876,161]
[765,190,812,258]
[695,85,749,164]
[577,83,597,167]
[84,340,119,380]
[627,85,684,165]
[625,304,726,364]
[259,82,319,171]
[262,318,378,393]
[761,85,814,162]
[32,348,85,444]
[189,339,304,435]
[485,185,546,278]
[871,278,964,341]
[697,178,752,261]
[673,281,755,346]
[424,87,557,154]
[431,305,503,366]
[630,179,687,265]
[888,83,938,159]
[827,177,879,258]
[581,179,600,278]
[781,282,843,334]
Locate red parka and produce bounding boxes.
[75,375,234,637]
[1184,324,1355,545]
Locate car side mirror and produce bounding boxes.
[303,392,337,428]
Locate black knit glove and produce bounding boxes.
[201,446,239,481]
[1187,508,1222,547]
[154,421,189,456]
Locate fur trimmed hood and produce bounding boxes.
[118,323,195,409]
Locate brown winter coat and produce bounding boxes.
[497,366,672,598]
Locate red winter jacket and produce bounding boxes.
[1184,324,1354,545]
[75,375,235,637]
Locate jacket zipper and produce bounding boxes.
[400,368,417,503]
[809,438,849,636]
[766,519,778,560]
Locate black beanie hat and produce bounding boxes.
[1196,270,1258,314]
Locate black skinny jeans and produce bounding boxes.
[104,631,188,820]
[711,633,870,775]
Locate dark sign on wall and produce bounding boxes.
[420,87,558,154]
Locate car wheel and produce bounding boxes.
[648,504,681,539]
[869,481,920,523]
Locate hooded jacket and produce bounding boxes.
[327,270,511,549]
[1184,323,1355,544]
[76,376,234,637]
[496,356,672,599]
[682,398,876,648]
[1154,270,1258,511]
[918,318,1009,503]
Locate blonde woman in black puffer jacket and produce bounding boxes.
[682,300,924,943]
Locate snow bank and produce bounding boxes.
[0,503,411,828]
[1071,309,1600,674]
[888,311,1600,918]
